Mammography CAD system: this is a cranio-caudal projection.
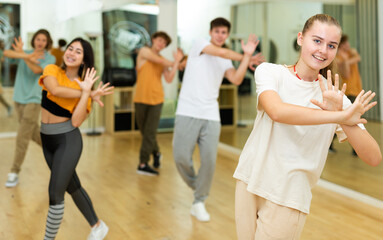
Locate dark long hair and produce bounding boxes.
[61,37,94,79]
[31,29,53,50]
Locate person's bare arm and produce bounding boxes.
[138,47,174,68]
[224,35,259,85]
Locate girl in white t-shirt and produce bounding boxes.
[233,14,381,240]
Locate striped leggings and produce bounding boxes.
[41,121,98,239]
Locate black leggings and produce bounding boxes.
[41,125,98,226]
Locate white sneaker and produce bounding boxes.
[5,173,18,188]
[190,202,210,222]
[87,220,109,240]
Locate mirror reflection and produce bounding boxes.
[0,0,382,203]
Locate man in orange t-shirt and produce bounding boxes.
[134,31,183,175]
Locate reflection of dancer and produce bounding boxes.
[336,34,362,102]
[331,35,362,154]
[234,14,381,239]
[39,38,113,240]
[173,17,263,222]
[0,41,12,116]
[50,38,67,66]
[134,31,183,175]
[4,29,55,187]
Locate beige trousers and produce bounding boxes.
[235,180,307,240]
[10,103,42,173]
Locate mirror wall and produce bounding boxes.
[0,0,382,201]
[178,0,383,201]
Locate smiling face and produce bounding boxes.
[209,26,229,47]
[63,41,84,68]
[33,33,48,51]
[297,21,341,71]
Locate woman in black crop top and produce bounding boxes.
[40,38,113,240]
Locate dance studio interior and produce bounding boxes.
[1,0,383,239]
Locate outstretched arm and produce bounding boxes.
[201,43,244,61]
[138,47,175,68]
[259,89,374,126]
[224,34,259,85]
[3,37,44,74]
[43,74,113,106]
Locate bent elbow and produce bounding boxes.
[232,79,241,86]
[362,150,382,167]
[267,109,281,122]
[368,155,382,167]
[71,120,82,128]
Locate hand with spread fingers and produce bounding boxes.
[249,52,265,71]
[91,81,114,107]
[311,70,346,111]
[12,36,24,52]
[341,89,377,126]
[75,67,99,92]
[242,34,259,56]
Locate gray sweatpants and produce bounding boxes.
[172,115,221,203]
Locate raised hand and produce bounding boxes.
[311,70,346,111]
[27,51,45,64]
[75,68,99,92]
[249,52,265,71]
[341,90,377,126]
[91,82,114,107]
[12,36,24,52]
[241,34,259,56]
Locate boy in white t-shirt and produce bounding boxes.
[172,17,264,222]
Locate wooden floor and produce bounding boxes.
[1,132,383,239]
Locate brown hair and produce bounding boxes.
[31,29,53,50]
[151,31,172,47]
[339,34,349,47]
[210,17,231,32]
[301,14,342,78]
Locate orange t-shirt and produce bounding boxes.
[133,60,164,105]
[337,52,362,97]
[39,64,92,113]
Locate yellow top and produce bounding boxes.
[39,64,92,113]
[337,52,362,97]
[133,60,164,105]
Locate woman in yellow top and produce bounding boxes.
[134,31,183,175]
[333,35,362,154]
[39,38,113,240]
[336,34,362,102]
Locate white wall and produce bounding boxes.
[158,0,178,100]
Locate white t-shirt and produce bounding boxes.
[233,62,365,214]
[176,39,234,121]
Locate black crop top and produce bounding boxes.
[41,90,72,118]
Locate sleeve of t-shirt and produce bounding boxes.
[222,59,234,72]
[39,64,58,90]
[255,63,278,99]
[188,39,211,58]
[335,94,365,142]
